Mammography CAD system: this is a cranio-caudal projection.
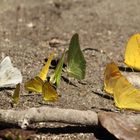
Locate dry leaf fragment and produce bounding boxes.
[99,112,140,140]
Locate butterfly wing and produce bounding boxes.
[24,76,44,93]
[12,83,20,104]
[124,34,140,70]
[114,76,140,111]
[66,33,86,80]
[38,52,54,81]
[50,51,65,87]
[0,56,22,87]
[104,62,122,94]
[0,56,12,71]
[104,61,140,111]
[42,81,58,102]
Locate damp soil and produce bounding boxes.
[0,0,140,139]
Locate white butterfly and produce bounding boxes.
[0,56,22,88]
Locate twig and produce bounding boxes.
[0,107,98,129]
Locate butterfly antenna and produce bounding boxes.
[131,67,134,72]
[83,48,114,63]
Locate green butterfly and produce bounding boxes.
[50,50,65,87]
[66,33,86,80]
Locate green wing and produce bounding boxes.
[67,33,86,80]
[50,51,65,87]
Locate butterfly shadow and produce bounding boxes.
[0,87,15,91]
[92,90,113,100]
[62,76,78,87]
[119,66,140,72]
[44,58,67,69]
[82,48,101,53]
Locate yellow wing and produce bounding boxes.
[124,34,140,70]
[38,52,54,81]
[12,83,20,104]
[42,81,58,102]
[104,61,140,111]
[104,62,122,94]
[114,76,140,111]
[24,76,44,93]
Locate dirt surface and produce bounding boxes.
[0,0,140,139]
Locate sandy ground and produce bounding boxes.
[0,0,140,139]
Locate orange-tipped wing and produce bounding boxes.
[104,62,122,94]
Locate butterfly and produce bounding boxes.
[24,76,44,93]
[114,75,140,111]
[50,50,65,87]
[25,52,54,93]
[12,83,20,105]
[124,33,140,70]
[66,33,86,80]
[104,62,122,94]
[25,76,59,102]
[0,56,22,88]
[42,81,58,102]
[25,52,59,102]
[104,62,140,111]
[45,51,66,100]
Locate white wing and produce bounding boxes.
[0,56,22,87]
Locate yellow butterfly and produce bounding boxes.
[25,52,59,102]
[25,52,54,93]
[42,81,58,102]
[104,62,140,111]
[124,33,140,70]
[25,76,59,101]
[24,76,44,93]
[104,62,122,94]
[114,75,140,111]
[12,83,20,105]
